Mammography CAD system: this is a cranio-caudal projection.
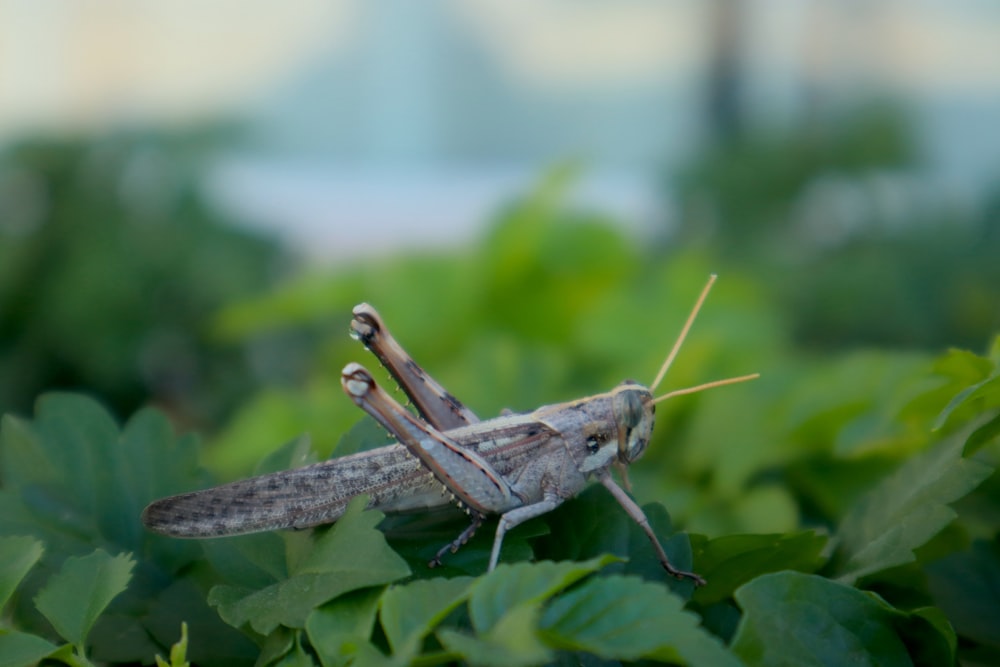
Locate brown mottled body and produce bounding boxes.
[141,414,561,538]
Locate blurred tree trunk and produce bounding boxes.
[704,0,744,144]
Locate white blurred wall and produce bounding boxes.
[2,0,998,258]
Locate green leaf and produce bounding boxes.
[268,633,320,667]
[832,436,993,584]
[0,536,44,610]
[0,396,117,551]
[113,406,208,552]
[331,641,395,667]
[256,627,296,667]
[467,556,617,634]
[925,539,1000,650]
[154,622,190,667]
[932,348,995,386]
[964,411,1000,456]
[0,631,60,667]
[933,375,1000,431]
[141,578,260,667]
[306,587,384,667]
[33,549,134,648]
[690,531,828,605]
[731,572,914,666]
[0,393,244,662]
[208,498,410,635]
[378,577,473,658]
[891,606,957,667]
[541,574,740,666]
[201,532,290,590]
[438,603,552,667]
[0,393,206,567]
[786,454,901,526]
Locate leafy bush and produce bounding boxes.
[673,105,1000,351]
[0,133,287,423]
[0,335,997,665]
[1,167,998,665]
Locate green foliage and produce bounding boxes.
[539,574,737,666]
[674,105,1000,350]
[1,172,999,664]
[1,333,997,664]
[689,532,827,606]
[0,631,62,667]
[0,394,255,665]
[0,538,134,667]
[830,436,992,585]
[730,572,953,667]
[0,133,286,423]
[676,104,915,248]
[0,536,43,609]
[925,540,1000,660]
[378,577,472,657]
[207,499,411,635]
[154,623,191,667]
[34,550,135,649]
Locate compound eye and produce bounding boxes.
[615,390,644,430]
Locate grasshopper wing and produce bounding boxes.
[141,445,446,537]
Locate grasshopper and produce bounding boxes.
[142,275,757,585]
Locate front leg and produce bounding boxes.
[488,493,564,571]
[598,472,705,586]
[351,304,479,431]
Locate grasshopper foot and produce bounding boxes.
[665,565,706,587]
[428,514,484,568]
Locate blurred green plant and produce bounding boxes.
[0,132,287,425]
[675,104,916,250]
[673,103,1000,350]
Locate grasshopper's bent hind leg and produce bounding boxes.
[342,362,521,568]
[350,304,479,431]
[342,362,519,520]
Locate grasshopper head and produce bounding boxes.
[612,383,655,465]
[602,383,655,493]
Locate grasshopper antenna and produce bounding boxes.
[650,274,717,393]
[650,273,759,403]
[653,373,760,404]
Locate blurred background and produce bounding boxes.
[2,0,999,534]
